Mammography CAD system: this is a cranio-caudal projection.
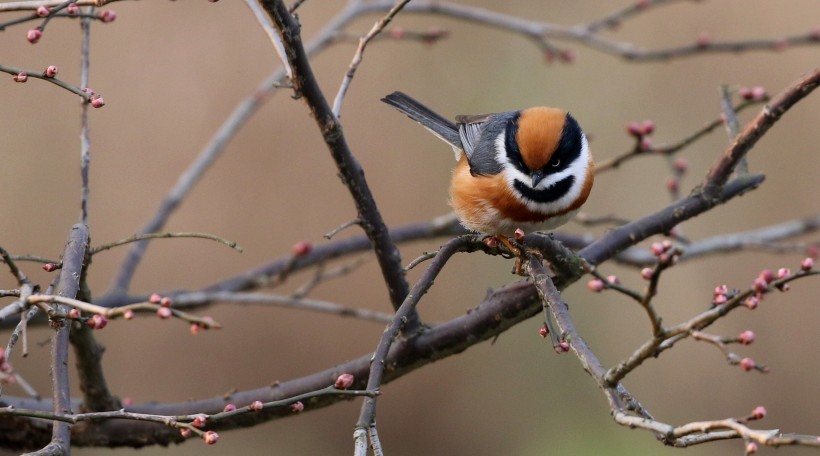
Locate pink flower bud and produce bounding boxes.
[36,6,51,17]
[160,296,172,307]
[606,275,620,285]
[758,269,775,284]
[672,157,688,174]
[68,308,81,319]
[223,403,236,412]
[90,95,105,108]
[750,405,767,420]
[42,262,56,271]
[335,373,354,390]
[739,357,755,371]
[27,28,43,44]
[801,257,814,271]
[289,401,304,412]
[180,428,192,438]
[292,241,312,257]
[712,294,727,305]
[554,341,570,353]
[123,309,135,320]
[44,65,58,78]
[750,86,767,100]
[639,137,652,151]
[776,268,790,279]
[87,314,108,330]
[745,442,758,454]
[149,293,162,304]
[190,323,201,335]
[191,414,207,427]
[67,3,80,15]
[81,87,95,96]
[650,242,666,256]
[203,431,219,445]
[695,31,711,48]
[640,120,655,136]
[738,330,755,345]
[513,228,525,242]
[156,307,172,319]
[13,72,28,83]
[752,277,768,294]
[539,323,549,338]
[250,400,264,411]
[640,268,653,280]
[587,279,605,292]
[665,177,679,193]
[98,10,117,23]
[121,397,133,406]
[626,121,642,138]
[743,295,759,310]
[713,285,728,297]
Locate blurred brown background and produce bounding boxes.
[1,1,818,455]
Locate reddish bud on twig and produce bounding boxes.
[156,307,172,319]
[160,296,172,307]
[554,340,570,353]
[292,241,312,257]
[640,120,655,136]
[672,157,688,174]
[626,122,642,138]
[483,236,499,248]
[90,95,105,108]
[179,428,192,438]
[752,277,768,294]
[587,279,605,292]
[98,10,117,23]
[250,400,264,411]
[335,373,354,390]
[42,262,56,271]
[123,309,135,320]
[66,3,80,15]
[745,442,758,454]
[44,65,58,78]
[801,257,814,271]
[289,401,304,412]
[712,294,727,305]
[68,308,81,319]
[13,72,28,83]
[87,314,108,330]
[190,323,201,335]
[606,275,620,285]
[743,295,759,310]
[36,6,51,17]
[695,31,712,48]
[514,228,525,242]
[203,431,219,445]
[539,323,549,338]
[191,414,207,427]
[758,269,775,283]
[738,330,755,345]
[739,357,756,371]
[223,403,236,412]
[750,405,767,420]
[777,268,791,279]
[27,29,43,44]
[640,268,653,280]
[149,293,162,304]
[665,177,679,193]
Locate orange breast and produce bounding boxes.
[449,156,593,234]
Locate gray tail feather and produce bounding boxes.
[381,91,462,149]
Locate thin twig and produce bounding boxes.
[332,0,410,117]
[91,231,242,255]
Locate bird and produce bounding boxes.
[382,91,594,241]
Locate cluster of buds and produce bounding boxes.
[712,284,730,306]
[626,119,655,151]
[651,240,679,266]
[586,275,619,293]
[149,293,175,319]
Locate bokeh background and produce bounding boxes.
[1,1,818,455]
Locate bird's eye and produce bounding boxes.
[551,159,561,168]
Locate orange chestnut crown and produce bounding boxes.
[382,92,593,236]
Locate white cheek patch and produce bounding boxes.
[496,133,591,215]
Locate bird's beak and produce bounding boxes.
[531,170,545,188]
